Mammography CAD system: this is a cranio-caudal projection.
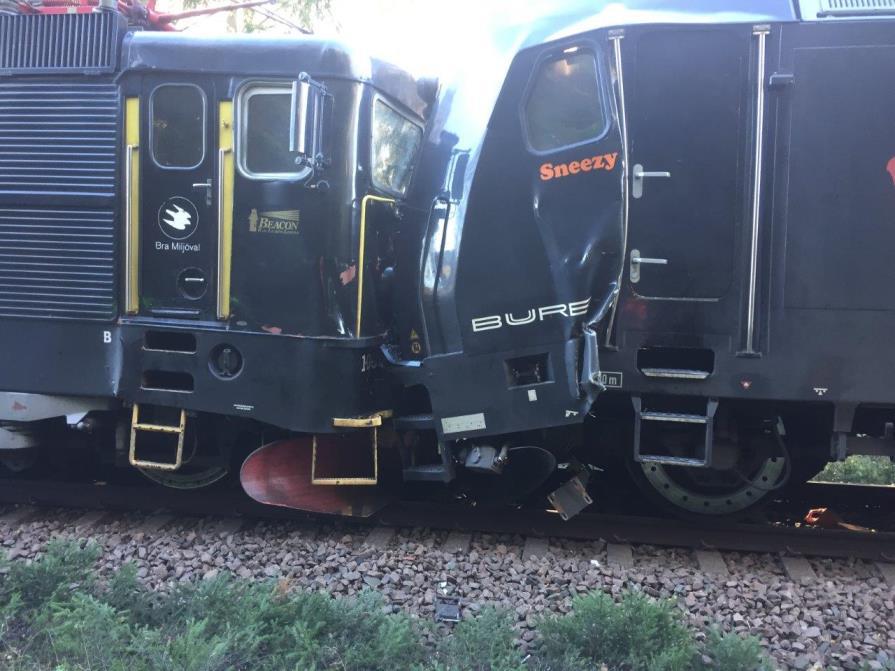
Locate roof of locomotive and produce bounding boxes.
[120,32,430,118]
[512,0,798,49]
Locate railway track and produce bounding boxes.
[0,477,893,561]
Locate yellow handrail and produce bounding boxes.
[217,101,235,320]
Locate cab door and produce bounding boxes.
[622,26,751,309]
[139,78,219,320]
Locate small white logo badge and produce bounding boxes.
[158,196,199,241]
[813,387,828,396]
[164,204,192,231]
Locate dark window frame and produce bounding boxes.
[236,81,309,182]
[369,94,424,197]
[149,83,207,171]
[520,44,610,156]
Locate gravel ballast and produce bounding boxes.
[1,507,893,670]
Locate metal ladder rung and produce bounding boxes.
[641,411,708,424]
[638,455,711,467]
[132,423,184,434]
[640,367,711,380]
[632,397,719,469]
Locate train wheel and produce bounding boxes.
[140,462,229,490]
[0,449,37,474]
[137,416,233,490]
[625,418,791,518]
[631,456,786,517]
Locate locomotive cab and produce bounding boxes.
[0,15,430,491]
[115,33,429,483]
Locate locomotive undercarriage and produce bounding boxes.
[2,390,893,521]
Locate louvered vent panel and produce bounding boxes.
[820,0,895,15]
[0,82,117,197]
[0,12,121,73]
[0,207,115,320]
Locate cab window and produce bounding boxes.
[371,99,422,196]
[238,84,304,179]
[524,51,606,152]
[151,84,205,169]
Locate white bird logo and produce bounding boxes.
[163,203,192,231]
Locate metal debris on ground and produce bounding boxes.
[434,594,461,623]
[547,474,592,521]
[803,507,870,532]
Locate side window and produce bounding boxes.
[239,84,303,180]
[371,99,422,196]
[524,51,606,152]
[151,84,205,169]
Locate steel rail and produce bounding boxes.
[0,479,892,561]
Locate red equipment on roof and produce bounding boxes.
[5,0,274,30]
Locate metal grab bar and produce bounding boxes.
[124,143,139,314]
[604,30,630,347]
[217,147,232,320]
[743,25,770,355]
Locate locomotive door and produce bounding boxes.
[622,27,750,312]
[139,78,219,320]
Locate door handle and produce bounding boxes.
[630,249,668,283]
[192,179,212,207]
[632,164,671,199]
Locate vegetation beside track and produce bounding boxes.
[0,540,882,671]
[814,455,895,486]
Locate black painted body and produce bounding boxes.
[3,0,895,482]
[0,24,426,433]
[602,19,895,406]
[390,2,895,454]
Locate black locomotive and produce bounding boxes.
[1,0,894,520]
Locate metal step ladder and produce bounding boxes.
[129,404,187,471]
[391,414,456,483]
[310,411,393,486]
[632,396,718,468]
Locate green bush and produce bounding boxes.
[698,628,770,671]
[35,592,134,671]
[431,607,523,671]
[0,541,425,671]
[814,455,895,485]
[0,541,855,671]
[536,590,695,671]
[0,539,98,609]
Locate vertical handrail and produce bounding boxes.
[123,96,140,314]
[356,195,396,337]
[604,30,630,348]
[217,101,234,321]
[216,147,232,320]
[124,144,136,312]
[744,26,771,354]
